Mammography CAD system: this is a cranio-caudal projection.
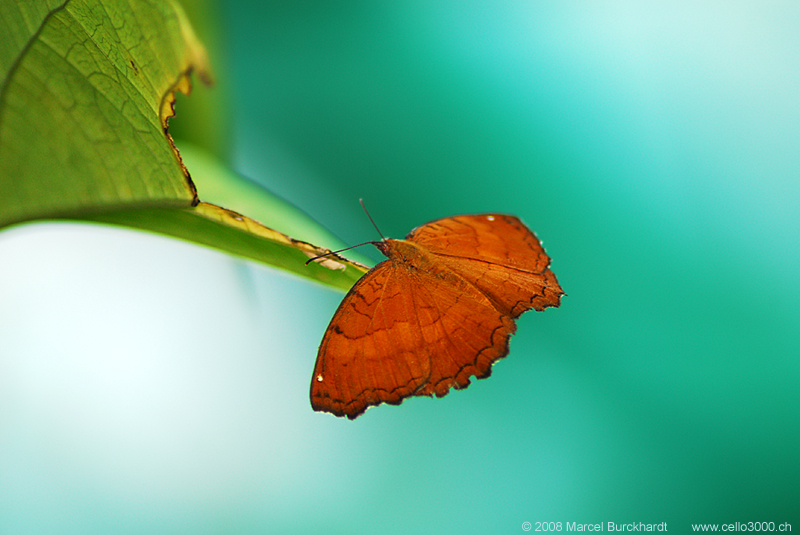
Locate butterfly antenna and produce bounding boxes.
[305,199,385,266]
[305,241,376,265]
[359,198,386,240]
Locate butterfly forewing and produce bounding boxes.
[408,214,563,317]
[311,262,432,419]
[406,214,552,273]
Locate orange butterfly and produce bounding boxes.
[311,214,563,419]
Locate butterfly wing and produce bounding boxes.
[312,214,563,419]
[406,214,563,317]
[404,264,517,398]
[311,262,432,419]
[312,256,518,416]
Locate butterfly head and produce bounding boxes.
[373,238,395,258]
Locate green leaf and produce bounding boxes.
[0,0,368,291]
[0,0,205,223]
[82,142,371,291]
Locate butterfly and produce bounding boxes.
[310,213,563,419]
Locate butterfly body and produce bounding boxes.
[311,214,563,419]
[376,238,430,267]
[376,238,465,286]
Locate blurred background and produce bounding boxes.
[1,0,799,532]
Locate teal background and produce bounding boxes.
[1,1,799,533]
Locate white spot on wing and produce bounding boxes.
[486,215,496,221]
[316,374,324,382]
